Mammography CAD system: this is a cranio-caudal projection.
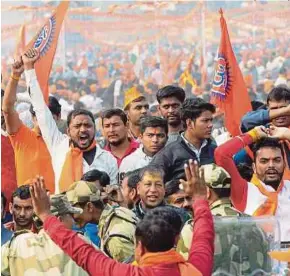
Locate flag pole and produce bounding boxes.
[201,0,207,89]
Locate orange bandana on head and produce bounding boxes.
[138,249,202,276]
[59,140,97,193]
[251,174,284,216]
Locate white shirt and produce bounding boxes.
[119,146,152,174]
[26,69,118,193]
[244,180,290,242]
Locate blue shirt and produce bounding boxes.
[1,223,12,246]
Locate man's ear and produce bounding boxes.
[252,162,257,174]
[137,183,141,196]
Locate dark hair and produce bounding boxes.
[1,192,7,209]
[156,85,186,104]
[67,109,95,127]
[252,138,284,161]
[81,170,110,187]
[101,108,127,126]
[165,179,181,197]
[1,89,4,98]
[125,168,142,189]
[237,163,253,182]
[135,206,182,252]
[77,199,105,211]
[48,96,61,117]
[181,98,216,129]
[251,101,266,111]
[267,86,290,105]
[139,165,165,183]
[140,116,168,135]
[12,185,31,203]
[212,188,231,199]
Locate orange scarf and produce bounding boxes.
[251,174,284,216]
[138,249,202,276]
[59,140,97,192]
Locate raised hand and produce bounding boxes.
[253,125,268,139]
[11,56,24,78]
[180,159,207,200]
[268,125,290,141]
[30,176,52,222]
[22,48,40,70]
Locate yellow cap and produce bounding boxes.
[124,86,143,109]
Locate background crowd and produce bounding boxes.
[1,1,290,276]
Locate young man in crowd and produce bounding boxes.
[151,98,217,182]
[215,125,290,242]
[124,87,149,141]
[65,180,138,263]
[28,160,215,276]
[119,116,168,175]
[24,48,118,193]
[165,179,193,214]
[120,169,141,209]
[156,85,186,144]
[4,185,37,233]
[102,108,139,167]
[2,194,90,276]
[2,58,55,192]
[241,86,290,178]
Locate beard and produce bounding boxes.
[263,173,283,190]
[168,118,181,128]
[109,136,126,147]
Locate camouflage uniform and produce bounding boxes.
[1,194,90,276]
[67,181,138,263]
[176,164,272,275]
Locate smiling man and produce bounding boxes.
[25,48,118,193]
[151,98,217,182]
[133,165,166,220]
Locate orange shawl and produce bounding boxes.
[138,249,202,276]
[251,174,284,216]
[59,140,96,193]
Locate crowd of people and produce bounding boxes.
[1,38,290,276]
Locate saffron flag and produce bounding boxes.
[211,9,252,136]
[26,1,69,101]
[14,24,26,57]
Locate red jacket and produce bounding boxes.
[44,200,214,276]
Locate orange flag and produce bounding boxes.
[14,24,26,57]
[211,9,252,136]
[26,1,69,101]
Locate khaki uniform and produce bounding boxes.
[66,181,138,263]
[177,164,272,275]
[98,206,138,263]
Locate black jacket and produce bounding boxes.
[150,135,217,182]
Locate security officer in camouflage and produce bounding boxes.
[66,180,138,263]
[1,194,90,276]
[176,164,272,275]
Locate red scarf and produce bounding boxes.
[138,249,202,276]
